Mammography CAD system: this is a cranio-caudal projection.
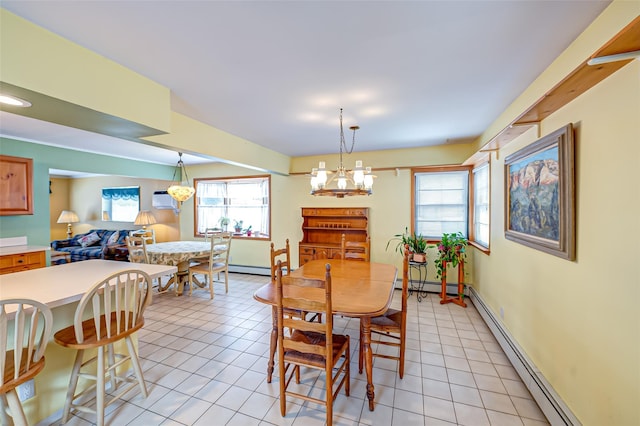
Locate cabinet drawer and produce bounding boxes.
[0,251,46,275]
[299,254,314,265]
[300,246,315,255]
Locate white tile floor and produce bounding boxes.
[54,273,549,426]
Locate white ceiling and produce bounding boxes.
[0,1,610,166]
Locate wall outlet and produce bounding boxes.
[17,379,35,401]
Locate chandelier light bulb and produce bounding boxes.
[317,161,328,187]
[364,167,374,190]
[353,160,365,187]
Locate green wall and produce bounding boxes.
[0,137,175,246]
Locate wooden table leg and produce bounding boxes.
[361,316,375,411]
[267,306,277,383]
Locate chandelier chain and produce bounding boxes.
[339,108,357,160]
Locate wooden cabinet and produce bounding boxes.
[0,250,46,274]
[299,207,369,265]
[0,155,34,216]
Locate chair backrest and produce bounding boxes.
[126,236,148,264]
[209,232,232,264]
[129,229,155,245]
[270,239,290,282]
[72,269,151,344]
[1,299,53,389]
[275,261,334,363]
[203,228,221,242]
[340,234,370,261]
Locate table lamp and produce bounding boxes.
[57,210,79,239]
[134,210,157,230]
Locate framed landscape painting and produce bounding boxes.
[504,124,575,260]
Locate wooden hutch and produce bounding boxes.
[299,207,369,265]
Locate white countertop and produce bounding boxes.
[0,259,177,313]
[0,245,51,256]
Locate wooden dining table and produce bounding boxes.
[253,258,398,411]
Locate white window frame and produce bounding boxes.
[472,162,490,248]
[194,175,270,239]
[413,168,469,239]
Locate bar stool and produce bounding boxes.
[54,269,151,426]
[1,299,53,426]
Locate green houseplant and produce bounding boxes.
[386,227,428,262]
[233,219,244,233]
[218,216,230,231]
[434,231,468,280]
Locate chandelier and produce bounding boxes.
[167,152,195,203]
[309,109,374,198]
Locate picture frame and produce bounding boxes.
[0,154,34,216]
[504,124,575,260]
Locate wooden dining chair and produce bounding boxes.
[54,269,152,426]
[359,244,410,378]
[126,235,175,296]
[125,236,148,263]
[188,232,232,298]
[129,229,155,245]
[1,299,53,426]
[275,261,350,426]
[340,234,370,261]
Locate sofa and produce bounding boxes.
[51,229,133,263]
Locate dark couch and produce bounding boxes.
[51,229,133,262]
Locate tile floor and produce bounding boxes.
[55,273,549,426]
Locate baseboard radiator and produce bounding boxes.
[469,287,580,426]
[229,264,270,276]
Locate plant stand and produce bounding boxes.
[439,259,467,308]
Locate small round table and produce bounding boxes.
[146,241,211,295]
[408,260,428,302]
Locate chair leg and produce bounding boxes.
[5,390,27,426]
[107,343,117,391]
[345,336,351,396]
[125,336,149,398]
[399,333,406,379]
[326,363,333,426]
[96,346,105,426]
[224,269,229,293]
[358,323,364,374]
[0,394,10,426]
[62,349,84,423]
[208,271,214,299]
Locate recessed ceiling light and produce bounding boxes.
[0,94,32,107]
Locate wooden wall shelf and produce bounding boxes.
[465,16,640,166]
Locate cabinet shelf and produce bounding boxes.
[299,207,369,265]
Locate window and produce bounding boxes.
[413,168,469,239]
[101,186,140,222]
[194,176,270,238]
[472,163,490,248]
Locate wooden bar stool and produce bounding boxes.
[54,269,151,426]
[1,299,53,426]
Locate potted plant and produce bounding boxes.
[218,216,230,231]
[386,226,412,255]
[244,225,252,236]
[434,232,468,280]
[233,219,244,233]
[409,233,428,263]
[386,227,428,262]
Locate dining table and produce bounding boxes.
[253,258,398,411]
[145,241,211,294]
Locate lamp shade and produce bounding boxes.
[167,185,196,202]
[134,210,157,226]
[57,210,79,224]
